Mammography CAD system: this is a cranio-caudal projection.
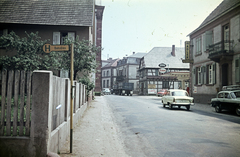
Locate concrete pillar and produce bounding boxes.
[31,70,53,156]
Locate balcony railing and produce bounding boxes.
[116,75,126,82]
[208,40,234,62]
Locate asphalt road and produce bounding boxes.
[104,95,240,157]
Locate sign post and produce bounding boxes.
[43,43,74,153]
[43,44,70,53]
[70,43,74,153]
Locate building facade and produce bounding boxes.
[101,58,120,89]
[94,5,105,93]
[186,0,240,103]
[115,52,147,94]
[139,45,190,95]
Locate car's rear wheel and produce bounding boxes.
[215,105,222,113]
[236,106,240,116]
[186,105,190,110]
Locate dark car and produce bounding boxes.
[211,86,240,116]
[157,89,168,97]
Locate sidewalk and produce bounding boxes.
[59,96,129,157]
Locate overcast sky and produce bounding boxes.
[100,0,223,60]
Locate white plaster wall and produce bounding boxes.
[214,25,221,43]
[231,14,240,51]
[129,65,137,79]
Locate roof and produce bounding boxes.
[0,0,94,26]
[102,58,120,68]
[188,0,240,36]
[142,47,189,69]
[128,52,147,58]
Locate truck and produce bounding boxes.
[112,82,134,96]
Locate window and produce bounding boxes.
[196,36,202,55]
[107,80,109,88]
[207,63,216,84]
[107,71,109,76]
[53,31,75,45]
[223,24,230,52]
[218,93,224,98]
[148,69,158,76]
[163,81,169,89]
[198,67,201,85]
[136,67,139,77]
[0,29,8,36]
[103,71,105,77]
[119,70,123,76]
[209,65,213,84]
[103,80,105,88]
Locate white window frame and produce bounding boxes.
[198,67,201,85]
[209,65,213,84]
[53,32,60,45]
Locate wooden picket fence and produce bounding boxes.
[0,70,32,136]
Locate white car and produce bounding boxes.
[162,89,194,110]
[102,88,111,95]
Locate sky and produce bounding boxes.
[100,0,223,60]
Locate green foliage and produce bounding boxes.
[79,77,95,96]
[61,37,100,78]
[0,31,53,71]
[0,31,100,75]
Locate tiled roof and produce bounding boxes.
[0,0,94,26]
[128,52,147,58]
[189,0,240,36]
[102,59,120,68]
[143,47,189,69]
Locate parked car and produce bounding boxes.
[157,89,168,97]
[102,88,111,95]
[162,89,194,110]
[211,86,240,116]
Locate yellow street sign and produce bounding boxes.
[185,41,190,59]
[43,44,70,53]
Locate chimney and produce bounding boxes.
[171,45,175,56]
[133,52,135,54]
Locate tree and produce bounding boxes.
[0,31,100,79]
[61,37,100,80]
[0,31,61,71]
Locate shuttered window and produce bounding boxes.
[53,31,75,45]
[207,63,216,84]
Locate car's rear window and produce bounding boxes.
[233,91,240,98]
[171,91,188,96]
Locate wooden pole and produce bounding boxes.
[70,43,74,153]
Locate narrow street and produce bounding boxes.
[105,95,240,157]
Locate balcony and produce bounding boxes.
[116,75,126,82]
[208,40,234,62]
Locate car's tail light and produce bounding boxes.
[173,98,175,102]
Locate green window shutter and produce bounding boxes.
[193,68,196,85]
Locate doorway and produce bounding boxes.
[222,63,228,86]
